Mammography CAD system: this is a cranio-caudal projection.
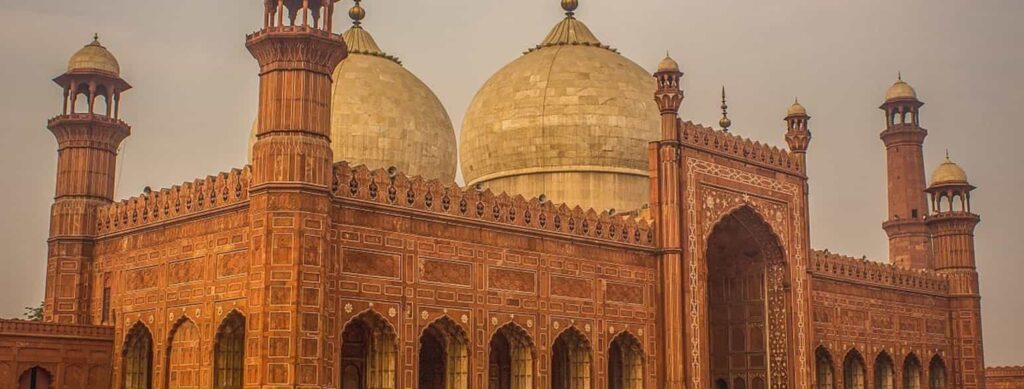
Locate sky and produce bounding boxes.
[0,0,1022,365]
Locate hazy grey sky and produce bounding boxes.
[1,0,1021,365]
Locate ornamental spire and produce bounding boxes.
[350,0,365,27]
[719,86,732,132]
[562,0,579,17]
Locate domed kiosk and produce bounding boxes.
[459,0,660,212]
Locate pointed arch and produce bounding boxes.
[607,331,644,389]
[815,346,835,389]
[166,316,201,388]
[418,315,469,389]
[903,353,922,389]
[928,356,946,389]
[705,205,787,386]
[18,365,53,389]
[123,321,154,389]
[214,310,246,389]
[842,349,866,389]
[340,309,398,389]
[874,351,896,389]
[488,321,535,389]
[551,326,592,389]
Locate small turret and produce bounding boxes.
[654,53,683,140]
[784,99,811,167]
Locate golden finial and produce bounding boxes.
[562,0,579,17]
[349,0,366,26]
[719,86,732,132]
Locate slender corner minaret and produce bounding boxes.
[784,98,811,171]
[246,1,347,386]
[879,76,933,269]
[650,53,685,387]
[45,35,132,324]
[925,154,985,388]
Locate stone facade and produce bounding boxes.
[2,2,1019,389]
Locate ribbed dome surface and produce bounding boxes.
[930,158,969,186]
[459,13,659,212]
[67,36,120,76]
[885,79,918,101]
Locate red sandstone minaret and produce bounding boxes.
[879,76,933,269]
[44,35,132,324]
[925,155,986,388]
[784,99,811,171]
[649,54,685,388]
[246,0,347,386]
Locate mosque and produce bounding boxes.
[1,0,1022,388]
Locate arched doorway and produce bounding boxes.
[714,378,729,389]
[842,350,866,389]
[903,354,922,389]
[123,322,154,389]
[18,366,52,389]
[488,322,534,389]
[607,332,644,389]
[551,326,592,389]
[874,352,895,389]
[706,207,786,386]
[339,310,398,389]
[418,316,469,389]
[166,317,201,388]
[815,347,835,389]
[214,311,246,389]
[928,356,946,389]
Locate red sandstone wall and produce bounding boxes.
[90,205,251,389]
[809,252,953,384]
[326,190,659,388]
[988,366,1024,389]
[0,320,114,388]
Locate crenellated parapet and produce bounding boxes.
[95,166,252,235]
[0,319,114,340]
[810,250,949,294]
[679,120,803,174]
[332,162,656,247]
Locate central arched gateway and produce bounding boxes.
[704,206,792,389]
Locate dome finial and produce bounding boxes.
[562,0,579,17]
[945,148,951,161]
[350,0,366,26]
[898,71,902,81]
[719,86,732,132]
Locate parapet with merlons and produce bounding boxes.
[0,319,114,340]
[95,167,252,235]
[332,162,656,248]
[810,249,950,295]
[679,120,803,174]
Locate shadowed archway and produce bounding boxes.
[122,322,154,389]
[903,353,922,389]
[418,316,470,389]
[815,346,835,389]
[842,349,866,389]
[928,356,946,389]
[214,311,246,389]
[874,352,895,389]
[608,331,644,389]
[705,206,788,387]
[340,310,398,389]
[488,322,535,389]
[18,366,52,389]
[551,326,592,389]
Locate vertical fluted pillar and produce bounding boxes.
[650,55,685,388]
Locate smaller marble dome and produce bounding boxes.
[930,156,969,187]
[885,79,918,102]
[657,55,680,73]
[787,99,807,117]
[68,34,120,76]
